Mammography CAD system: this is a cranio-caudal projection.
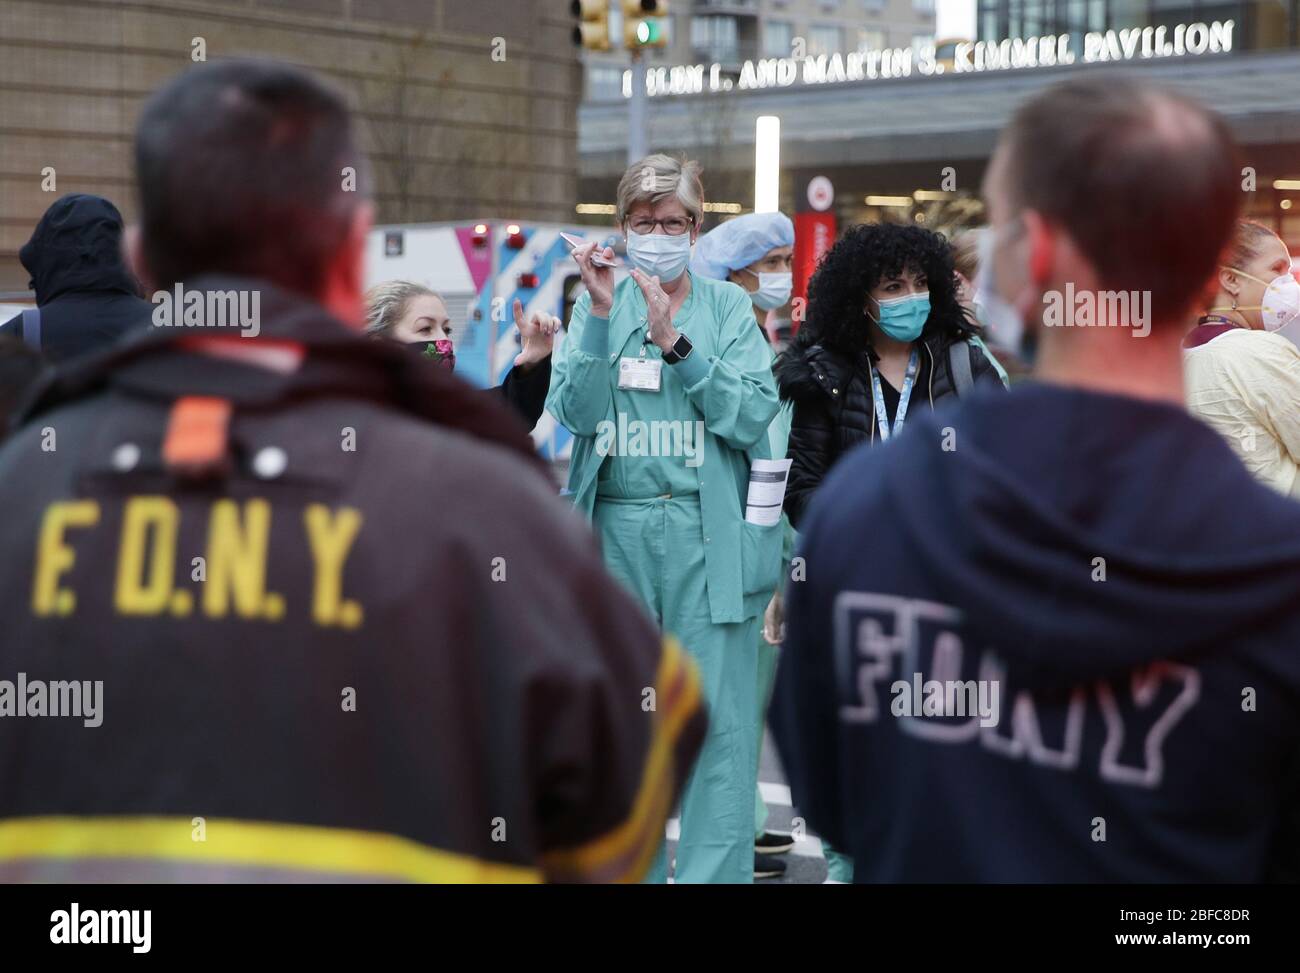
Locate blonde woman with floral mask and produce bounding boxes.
[365,280,559,429]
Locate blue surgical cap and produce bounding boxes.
[691,212,795,281]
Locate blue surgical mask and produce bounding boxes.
[870,292,930,342]
[742,270,793,310]
[626,229,693,282]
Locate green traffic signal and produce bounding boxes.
[634,19,663,46]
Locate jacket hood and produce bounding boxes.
[875,384,1300,688]
[19,194,141,304]
[14,274,548,476]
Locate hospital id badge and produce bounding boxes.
[618,356,662,391]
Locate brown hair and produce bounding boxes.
[999,75,1241,325]
[136,59,366,297]
[1224,219,1283,270]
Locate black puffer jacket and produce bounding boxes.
[776,333,1003,527]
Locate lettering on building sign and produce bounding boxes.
[623,21,1234,98]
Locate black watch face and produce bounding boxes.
[674,334,692,357]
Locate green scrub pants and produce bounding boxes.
[754,636,778,839]
[824,847,854,883]
[594,494,760,884]
[754,616,854,882]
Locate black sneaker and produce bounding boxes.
[754,853,786,880]
[755,831,794,855]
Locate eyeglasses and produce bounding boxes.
[628,217,694,236]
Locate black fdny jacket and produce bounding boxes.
[0,194,151,362]
[0,275,705,883]
[776,334,1003,527]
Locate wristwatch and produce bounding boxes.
[662,333,694,365]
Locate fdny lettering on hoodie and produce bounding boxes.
[834,591,1201,789]
[31,498,363,628]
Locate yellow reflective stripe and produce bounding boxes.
[540,636,703,882]
[0,816,540,884]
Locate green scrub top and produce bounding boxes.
[547,272,784,625]
[596,279,705,500]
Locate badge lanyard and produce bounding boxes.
[869,347,919,442]
[638,291,651,358]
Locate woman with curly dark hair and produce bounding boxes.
[776,223,1006,527]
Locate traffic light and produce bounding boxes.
[572,0,611,51]
[623,0,669,50]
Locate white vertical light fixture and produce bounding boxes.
[754,115,781,214]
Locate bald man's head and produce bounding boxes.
[988,75,1241,325]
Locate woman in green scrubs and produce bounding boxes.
[547,155,783,883]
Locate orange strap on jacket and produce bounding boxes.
[162,396,232,477]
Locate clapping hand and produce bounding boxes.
[572,241,616,316]
[630,268,679,354]
[512,298,561,370]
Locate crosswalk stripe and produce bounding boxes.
[665,820,825,860]
[789,836,824,859]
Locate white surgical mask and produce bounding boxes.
[973,223,1027,356]
[1221,267,1300,333]
[741,269,793,310]
[625,230,693,282]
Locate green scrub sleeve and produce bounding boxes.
[546,296,614,438]
[579,312,610,356]
[671,289,779,452]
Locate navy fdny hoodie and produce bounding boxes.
[772,382,1300,882]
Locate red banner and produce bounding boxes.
[793,211,836,336]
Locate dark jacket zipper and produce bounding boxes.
[925,340,936,407]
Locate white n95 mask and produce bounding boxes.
[1221,267,1300,333]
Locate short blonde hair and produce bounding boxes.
[950,229,984,282]
[363,279,435,336]
[616,154,705,227]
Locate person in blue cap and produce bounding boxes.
[692,210,796,336]
[691,211,800,880]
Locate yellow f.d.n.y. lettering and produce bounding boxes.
[32,500,100,616]
[114,496,179,616]
[204,498,281,620]
[304,504,363,629]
